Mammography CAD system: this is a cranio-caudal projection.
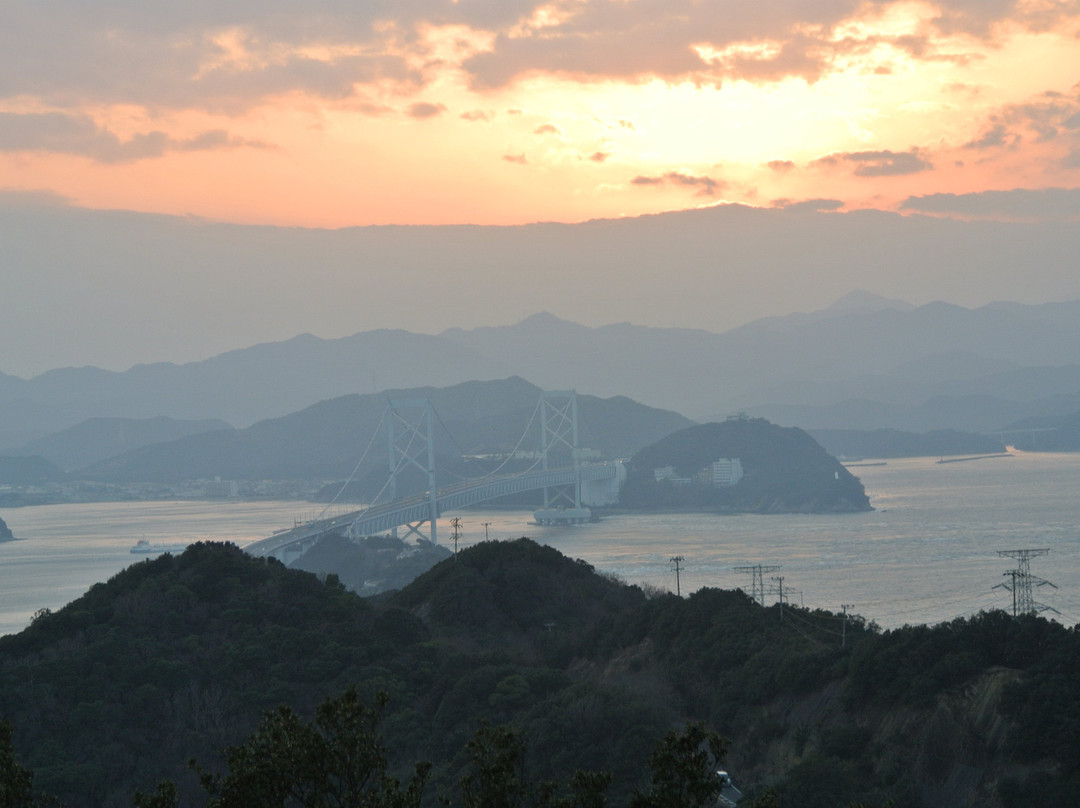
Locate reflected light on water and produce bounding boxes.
[1,452,1078,636]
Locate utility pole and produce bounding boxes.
[450,517,462,559]
[670,555,685,597]
[999,569,1019,617]
[841,604,855,649]
[995,548,1057,616]
[482,522,491,542]
[773,576,785,622]
[733,564,781,607]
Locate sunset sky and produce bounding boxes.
[3,0,1080,228]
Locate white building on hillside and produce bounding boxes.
[712,458,744,487]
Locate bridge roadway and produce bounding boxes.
[244,462,620,558]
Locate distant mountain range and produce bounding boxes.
[0,455,66,486]
[809,428,1006,460]
[3,293,1080,455]
[6,416,230,472]
[0,330,504,448]
[75,377,693,486]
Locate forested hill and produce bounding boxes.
[76,377,693,485]
[1,540,1077,807]
[620,417,871,513]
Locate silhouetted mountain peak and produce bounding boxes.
[825,289,915,314]
[518,311,572,327]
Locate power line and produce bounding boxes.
[779,611,829,648]
[781,607,843,639]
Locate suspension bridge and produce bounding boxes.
[245,391,626,562]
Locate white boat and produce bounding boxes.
[130,539,189,555]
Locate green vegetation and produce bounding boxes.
[196,688,430,808]
[0,720,42,807]
[0,540,1076,807]
[629,722,727,808]
[620,418,871,513]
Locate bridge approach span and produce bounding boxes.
[244,462,620,558]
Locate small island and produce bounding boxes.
[0,516,15,542]
[618,416,872,513]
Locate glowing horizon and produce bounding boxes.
[1,0,1078,228]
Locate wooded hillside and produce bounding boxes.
[0,540,1075,807]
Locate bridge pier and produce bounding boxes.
[533,507,593,526]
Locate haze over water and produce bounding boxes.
[1,451,1078,637]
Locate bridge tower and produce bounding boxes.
[534,390,590,525]
[385,399,439,544]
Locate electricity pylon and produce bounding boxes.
[734,564,781,607]
[995,548,1058,616]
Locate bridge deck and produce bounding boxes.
[245,463,619,557]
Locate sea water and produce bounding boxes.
[1,451,1078,637]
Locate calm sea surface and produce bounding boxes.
[2,451,1079,637]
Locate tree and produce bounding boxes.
[563,770,612,808]
[131,782,179,808]
[200,688,429,808]
[459,722,528,808]
[458,723,611,808]
[0,720,47,808]
[750,789,781,808]
[629,721,728,808]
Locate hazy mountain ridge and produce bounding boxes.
[721,289,915,337]
[0,330,507,448]
[5,296,1080,451]
[744,391,1080,434]
[0,455,66,486]
[6,201,1080,386]
[76,377,694,485]
[443,300,1080,430]
[810,428,1006,459]
[3,416,232,471]
[999,409,1080,451]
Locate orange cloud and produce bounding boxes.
[632,171,723,196]
[0,111,264,163]
[407,102,446,119]
[1,0,1078,226]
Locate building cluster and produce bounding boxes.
[653,457,744,487]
